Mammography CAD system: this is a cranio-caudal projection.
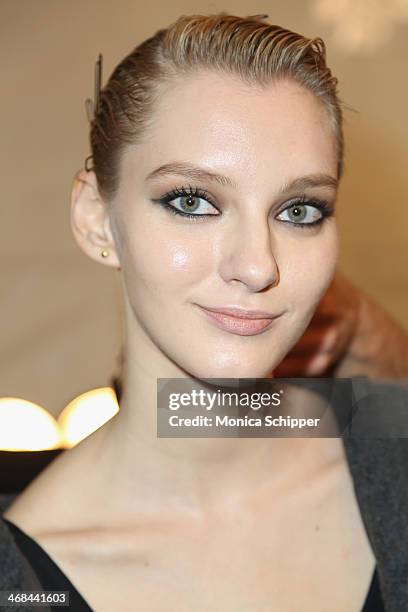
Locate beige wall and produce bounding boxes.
[1,0,407,416]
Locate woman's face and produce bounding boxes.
[109,72,339,379]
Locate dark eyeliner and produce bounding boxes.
[151,185,219,220]
[151,186,334,227]
[278,195,334,230]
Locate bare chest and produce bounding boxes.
[26,473,375,612]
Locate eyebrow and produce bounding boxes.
[145,161,338,193]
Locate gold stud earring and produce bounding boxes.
[100,250,109,258]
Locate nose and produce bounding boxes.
[218,215,280,292]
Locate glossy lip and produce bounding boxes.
[198,305,278,319]
[195,304,282,336]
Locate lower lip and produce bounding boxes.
[197,306,280,336]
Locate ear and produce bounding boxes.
[70,169,120,269]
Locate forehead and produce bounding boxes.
[120,71,337,189]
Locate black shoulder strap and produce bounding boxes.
[0,495,52,612]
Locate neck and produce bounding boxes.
[89,337,338,521]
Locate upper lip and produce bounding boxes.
[197,305,280,319]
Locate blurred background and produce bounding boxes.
[1,0,407,423]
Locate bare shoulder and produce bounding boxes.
[2,426,106,536]
[1,436,378,612]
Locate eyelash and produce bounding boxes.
[152,185,334,229]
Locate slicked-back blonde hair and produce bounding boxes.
[88,12,345,203]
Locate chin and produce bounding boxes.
[182,355,279,382]
[163,314,306,381]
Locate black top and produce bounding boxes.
[3,518,386,612]
[3,519,93,611]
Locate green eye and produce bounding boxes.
[287,205,308,223]
[153,186,220,219]
[180,195,199,211]
[178,195,205,213]
[277,201,328,226]
[153,187,333,227]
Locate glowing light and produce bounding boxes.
[58,387,119,448]
[311,0,408,55]
[0,398,62,451]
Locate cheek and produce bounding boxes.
[124,227,213,297]
[284,228,339,310]
[165,242,208,278]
